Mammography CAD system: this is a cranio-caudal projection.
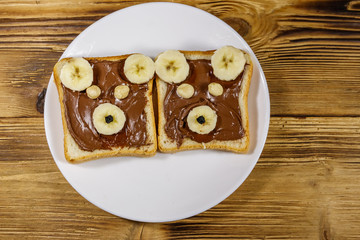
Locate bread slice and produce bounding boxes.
[53,55,157,163]
[156,49,253,153]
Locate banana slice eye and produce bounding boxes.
[155,50,190,84]
[211,46,246,81]
[114,85,130,100]
[176,83,194,98]
[60,57,93,91]
[86,85,101,99]
[208,82,223,96]
[92,103,126,135]
[187,106,217,134]
[124,54,155,84]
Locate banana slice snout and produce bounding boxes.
[124,54,155,84]
[211,46,246,81]
[187,106,217,134]
[60,57,93,91]
[155,50,190,84]
[92,103,126,135]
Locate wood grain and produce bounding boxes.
[0,1,359,117]
[1,117,359,239]
[0,50,60,118]
[0,0,360,239]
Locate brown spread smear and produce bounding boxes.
[163,59,246,146]
[62,59,148,151]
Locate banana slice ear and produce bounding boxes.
[124,54,155,84]
[60,57,93,91]
[155,50,190,84]
[211,46,246,81]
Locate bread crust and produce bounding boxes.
[53,55,157,163]
[156,50,253,153]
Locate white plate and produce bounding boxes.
[44,2,270,222]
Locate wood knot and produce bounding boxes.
[347,0,360,11]
[300,0,350,12]
[309,180,318,188]
[36,88,47,114]
[223,17,250,37]
[320,210,332,240]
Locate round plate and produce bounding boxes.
[44,2,270,222]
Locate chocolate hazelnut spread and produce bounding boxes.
[62,59,149,151]
[163,60,247,146]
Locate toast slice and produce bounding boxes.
[156,48,253,153]
[53,55,157,163]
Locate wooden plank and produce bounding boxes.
[0,46,359,118]
[0,118,49,161]
[1,117,359,162]
[0,50,60,118]
[0,117,359,239]
[261,117,360,160]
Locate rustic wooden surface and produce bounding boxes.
[1,0,359,239]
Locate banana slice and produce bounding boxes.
[92,103,126,135]
[124,54,155,84]
[60,57,93,91]
[211,46,246,81]
[114,85,130,100]
[177,83,194,98]
[208,82,223,96]
[155,50,189,84]
[187,106,217,134]
[86,85,101,99]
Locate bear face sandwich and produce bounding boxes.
[155,46,253,153]
[53,54,157,163]
[53,46,252,163]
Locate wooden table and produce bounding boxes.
[1,0,359,239]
